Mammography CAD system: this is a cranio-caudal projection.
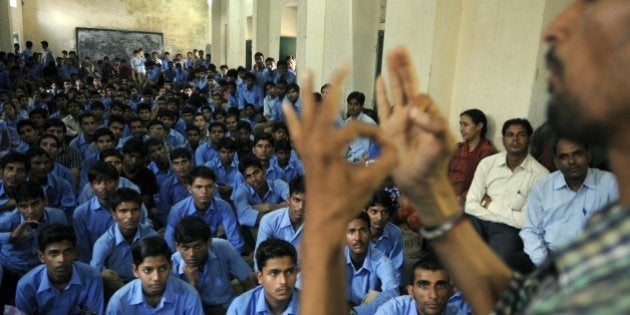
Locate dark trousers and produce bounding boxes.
[467,214,523,261]
[0,266,24,309]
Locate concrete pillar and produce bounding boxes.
[253,0,281,62]
[0,2,11,52]
[226,0,246,67]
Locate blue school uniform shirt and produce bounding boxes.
[194,142,220,166]
[233,179,289,227]
[90,222,157,283]
[16,262,104,315]
[157,175,191,225]
[375,295,466,315]
[171,238,252,308]
[372,222,404,283]
[345,246,399,315]
[105,276,202,315]
[164,196,244,253]
[68,133,98,160]
[0,207,67,273]
[227,285,299,315]
[148,161,174,184]
[41,173,76,220]
[77,177,140,205]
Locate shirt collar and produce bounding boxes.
[129,277,175,306]
[344,246,373,273]
[37,263,83,293]
[113,223,142,245]
[553,168,597,191]
[89,197,107,211]
[254,287,299,314]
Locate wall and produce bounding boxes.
[20,0,208,59]
[280,5,298,37]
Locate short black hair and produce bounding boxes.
[110,188,142,213]
[289,175,305,196]
[14,181,46,203]
[353,211,371,229]
[17,119,36,132]
[174,216,211,244]
[122,137,146,155]
[217,137,237,151]
[43,118,67,133]
[38,224,76,252]
[286,83,300,94]
[367,189,394,214]
[132,235,171,266]
[255,238,297,271]
[145,137,165,150]
[0,152,30,174]
[501,118,533,137]
[170,148,192,161]
[27,146,50,160]
[347,91,365,105]
[238,154,263,174]
[188,166,216,185]
[37,133,60,147]
[79,112,95,125]
[208,121,227,132]
[409,251,448,285]
[99,148,123,162]
[93,127,115,142]
[88,161,119,183]
[552,137,590,157]
[274,139,292,152]
[253,132,273,146]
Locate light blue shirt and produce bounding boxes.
[345,112,376,162]
[73,197,149,263]
[255,207,302,270]
[105,276,203,315]
[41,173,76,220]
[372,223,404,283]
[158,175,190,225]
[0,207,67,273]
[16,262,105,315]
[148,161,174,184]
[520,168,618,265]
[272,97,302,123]
[227,285,299,315]
[238,86,263,109]
[233,179,289,227]
[345,246,399,315]
[77,177,140,205]
[68,133,98,160]
[90,222,157,283]
[375,295,466,315]
[209,159,243,190]
[165,128,187,149]
[164,196,244,253]
[194,142,220,166]
[171,238,252,308]
[271,157,304,184]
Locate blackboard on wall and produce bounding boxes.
[76,28,164,61]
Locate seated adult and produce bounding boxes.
[91,188,157,283]
[447,109,497,205]
[364,189,404,283]
[164,166,244,253]
[344,91,376,163]
[0,152,29,213]
[105,236,203,314]
[227,238,299,315]
[0,182,67,308]
[465,119,549,264]
[15,224,104,314]
[172,216,255,313]
[375,253,468,315]
[520,137,618,265]
[233,155,288,227]
[345,212,399,315]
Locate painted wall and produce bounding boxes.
[280,5,298,37]
[20,0,208,59]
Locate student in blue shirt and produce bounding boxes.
[74,162,149,263]
[36,134,74,188]
[227,238,299,315]
[27,147,76,219]
[77,149,142,204]
[106,236,203,314]
[145,138,174,185]
[158,109,187,149]
[172,216,256,313]
[364,189,404,283]
[79,128,117,188]
[234,155,289,227]
[15,224,105,315]
[164,166,244,253]
[0,182,67,309]
[68,113,99,160]
[91,188,157,283]
[157,148,193,224]
[0,152,30,213]
[195,122,226,166]
[256,175,305,260]
[209,137,242,200]
[345,212,399,315]
[272,139,304,184]
[375,253,468,315]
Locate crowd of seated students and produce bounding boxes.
[0,41,617,314]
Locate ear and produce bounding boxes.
[407,285,413,296]
[257,271,263,285]
[132,264,140,278]
[187,185,193,194]
[38,250,45,263]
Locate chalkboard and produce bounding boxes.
[76,28,164,61]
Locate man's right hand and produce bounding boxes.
[10,220,39,242]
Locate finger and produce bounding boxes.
[300,70,316,131]
[395,47,420,100]
[333,122,383,152]
[409,107,457,153]
[375,76,391,119]
[321,66,349,125]
[387,49,404,107]
[282,103,305,154]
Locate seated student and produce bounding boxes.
[42,118,81,185]
[16,119,39,150]
[185,124,201,153]
[15,224,104,315]
[27,147,76,219]
[195,121,227,166]
[227,238,299,315]
[256,175,305,257]
[164,166,244,253]
[375,253,468,315]
[225,108,242,138]
[238,72,263,110]
[364,190,404,283]
[271,82,301,124]
[68,112,98,160]
[158,148,193,225]
[0,152,30,213]
[106,236,203,314]
[209,137,242,200]
[345,212,399,315]
[91,188,157,283]
[233,155,289,227]
[121,138,159,211]
[77,148,141,204]
[37,134,74,187]
[146,137,174,184]
[172,216,255,312]
[250,132,282,180]
[158,109,187,149]
[107,115,126,147]
[271,139,304,184]
[0,182,67,308]
[73,162,149,263]
[79,127,116,188]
